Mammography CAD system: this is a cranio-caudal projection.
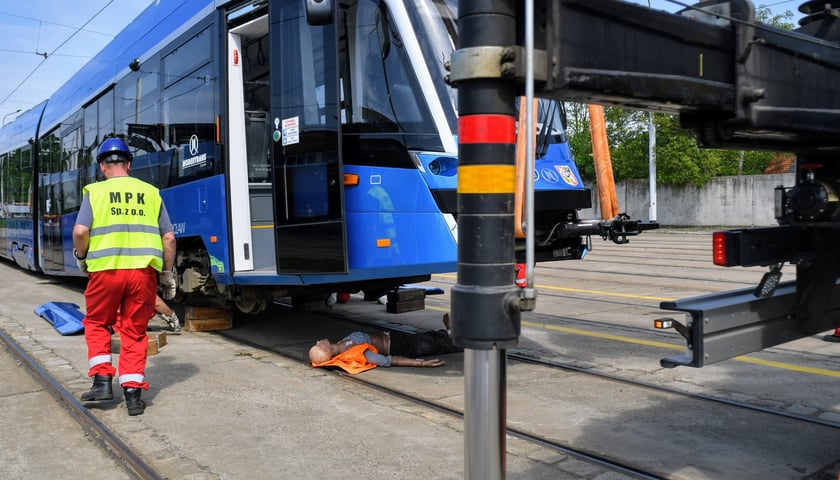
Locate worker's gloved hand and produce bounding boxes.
[160,312,180,332]
[159,270,177,300]
[73,249,87,275]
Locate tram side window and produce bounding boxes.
[162,26,217,185]
[341,0,435,136]
[12,148,32,219]
[0,154,7,220]
[39,131,61,175]
[60,126,82,213]
[39,131,61,218]
[85,90,116,184]
[37,141,58,221]
[273,7,331,132]
[84,102,97,173]
[117,66,161,156]
[116,60,163,187]
[241,30,271,183]
[98,91,115,150]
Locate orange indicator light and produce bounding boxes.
[344,173,359,186]
[654,318,673,329]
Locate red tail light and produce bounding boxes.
[712,232,728,266]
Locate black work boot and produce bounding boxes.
[80,375,113,402]
[124,388,146,416]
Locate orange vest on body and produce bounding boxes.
[311,343,379,374]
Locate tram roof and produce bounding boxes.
[0,101,47,153]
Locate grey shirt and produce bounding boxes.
[341,331,392,367]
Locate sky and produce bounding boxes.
[0,0,156,126]
[627,0,802,11]
[0,0,807,127]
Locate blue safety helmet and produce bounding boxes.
[97,138,133,163]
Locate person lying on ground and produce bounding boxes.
[308,314,461,374]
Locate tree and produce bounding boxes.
[755,5,795,29]
[563,4,796,187]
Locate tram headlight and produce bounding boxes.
[427,156,457,176]
[429,159,442,175]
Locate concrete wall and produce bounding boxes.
[580,173,795,226]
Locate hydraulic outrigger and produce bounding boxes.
[453,0,840,477]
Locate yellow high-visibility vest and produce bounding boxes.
[84,176,164,273]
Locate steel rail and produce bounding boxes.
[334,313,840,429]
[0,328,162,480]
[219,328,664,480]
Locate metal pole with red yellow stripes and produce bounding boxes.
[449,0,522,477]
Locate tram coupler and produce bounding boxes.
[543,213,659,246]
[599,213,659,244]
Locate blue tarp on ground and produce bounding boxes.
[35,302,85,335]
[402,284,444,295]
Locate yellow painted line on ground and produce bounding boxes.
[538,284,674,302]
[433,273,674,302]
[431,274,840,377]
[522,320,680,349]
[732,356,840,378]
[522,320,840,378]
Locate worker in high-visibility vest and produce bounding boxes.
[73,137,177,416]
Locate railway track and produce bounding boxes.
[0,328,162,480]
[219,319,662,480]
[224,304,840,480]
[2,230,839,479]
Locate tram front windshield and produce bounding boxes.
[404,0,458,137]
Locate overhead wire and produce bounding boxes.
[661,0,840,50]
[0,10,114,37]
[0,1,116,111]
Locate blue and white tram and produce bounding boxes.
[0,0,590,313]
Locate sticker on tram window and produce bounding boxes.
[282,116,299,146]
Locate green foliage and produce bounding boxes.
[562,5,796,187]
[755,5,796,30]
[564,105,775,187]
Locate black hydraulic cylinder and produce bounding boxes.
[451,0,521,350]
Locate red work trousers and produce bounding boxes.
[82,267,157,390]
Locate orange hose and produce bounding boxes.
[515,97,537,238]
[588,104,618,219]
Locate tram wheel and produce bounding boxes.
[234,297,267,314]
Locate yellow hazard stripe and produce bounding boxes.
[459,165,515,194]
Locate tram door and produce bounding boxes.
[268,0,347,274]
[38,142,64,272]
[227,7,273,273]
